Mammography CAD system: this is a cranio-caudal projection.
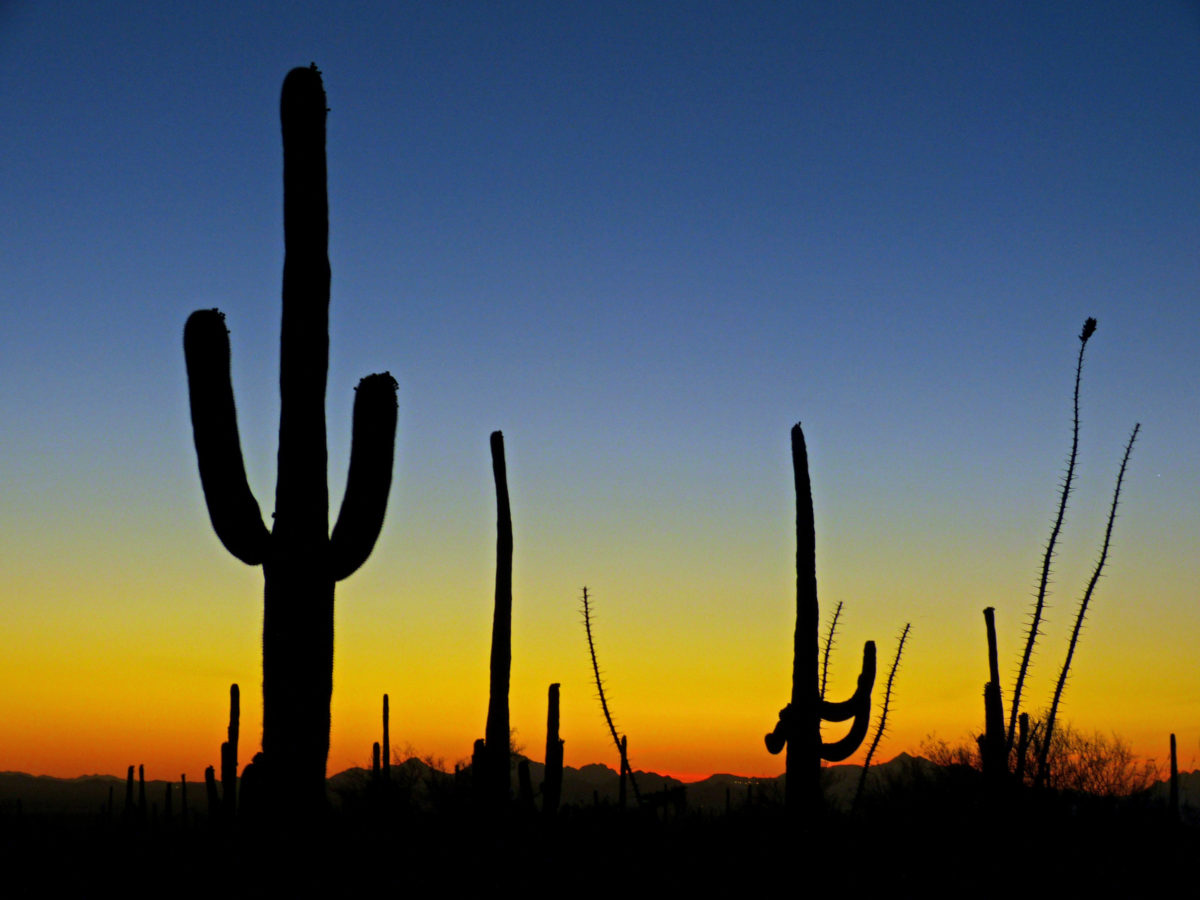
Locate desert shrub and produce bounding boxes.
[921,719,1158,798]
[1026,720,1159,797]
[920,734,980,770]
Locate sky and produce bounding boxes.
[2,1,1198,783]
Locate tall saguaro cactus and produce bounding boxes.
[184,65,398,812]
[765,423,876,818]
[979,607,1007,782]
[481,430,514,806]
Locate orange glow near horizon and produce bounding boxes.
[3,509,1198,783]
[3,609,1195,784]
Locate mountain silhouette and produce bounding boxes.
[6,753,1195,819]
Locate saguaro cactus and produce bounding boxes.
[221,683,239,819]
[382,693,390,779]
[979,607,1007,782]
[204,765,219,820]
[1169,733,1179,823]
[183,65,398,812]
[542,683,564,817]
[483,430,513,806]
[124,765,135,821]
[765,423,876,818]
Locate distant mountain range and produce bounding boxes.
[3,754,1198,820]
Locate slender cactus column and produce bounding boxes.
[382,693,390,779]
[484,430,513,806]
[543,683,564,817]
[981,608,1007,782]
[221,683,239,819]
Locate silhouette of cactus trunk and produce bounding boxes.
[765,424,875,820]
[483,430,513,806]
[543,683,563,817]
[1169,733,1179,823]
[183,65,398,814]
[220,683,239,820]
[980,607,1007,782]
[382,693,390,779]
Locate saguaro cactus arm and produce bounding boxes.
[183,310,270,565]
[820,641,877,722]
[329,373,399,581]
[766,640,876,759]
[819,641,876,762]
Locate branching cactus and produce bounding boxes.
[183,65,398,813]
[765,423,876,818]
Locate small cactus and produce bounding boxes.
[542,683,564,817]
[1170,733,1180,823]
[123,765,135,822]
[1014,713,1030,784]
[764,424,876,819]
[382,693,390,779]
[204,765,219,820]
[221,683,239,820]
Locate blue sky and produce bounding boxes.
[2,2,1198,777]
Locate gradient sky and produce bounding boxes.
[2,2,1198,783]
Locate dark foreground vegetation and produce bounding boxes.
[0,755,1195,894]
